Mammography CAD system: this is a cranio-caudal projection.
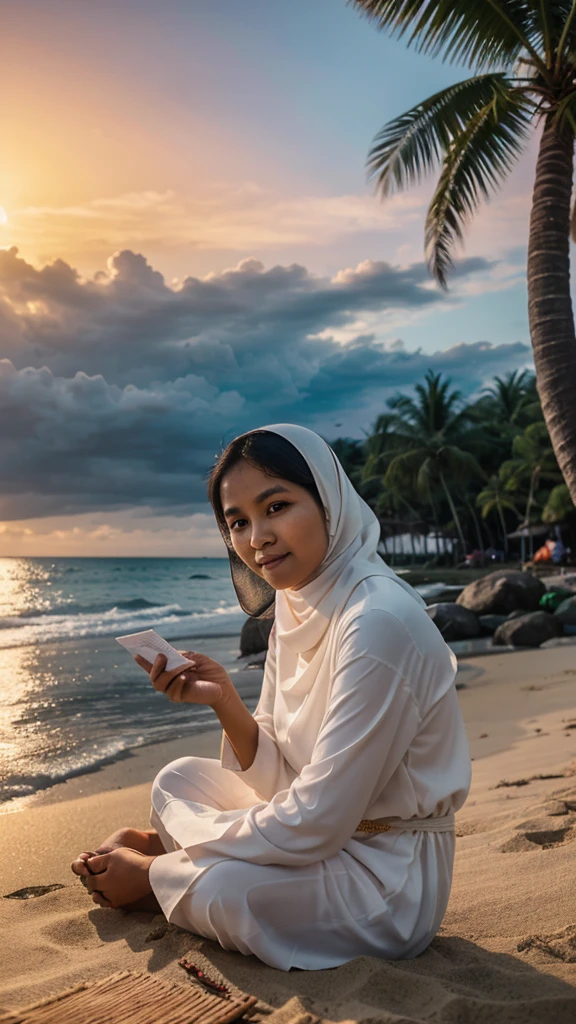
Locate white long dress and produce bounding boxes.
[148,577,472,971]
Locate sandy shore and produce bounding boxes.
[2,645,576,1022]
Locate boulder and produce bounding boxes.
[478,614,507,635]
[506,609,528,620]
[493,611,564,648]
[555,596,576,627]
[456,570,546,616]
[426,602,480,642]
[240,608,274,657]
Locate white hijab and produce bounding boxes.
[228,423,426,765]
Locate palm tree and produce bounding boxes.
[377,370,485,554]
[501,420,563,553]
[351,1,576,504]
[542,482,576,522]
[480,369,536,425]
[476,465,520,555]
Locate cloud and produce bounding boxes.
[8,186,426,256]
[0,247,531,522]
[0,510,224,558]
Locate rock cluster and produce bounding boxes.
[240,571,576,656]
[425,570,576,648]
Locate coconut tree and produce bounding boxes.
[542,482,576,522]
[351,0,576,503]
[375,371,485,554]
[480,369,536,425]
[476,465,520,555]
[501,421,563,550]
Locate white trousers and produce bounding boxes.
[148,756,454,971]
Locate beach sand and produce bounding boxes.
[2,644,576,1022]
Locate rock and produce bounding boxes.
[541,635,576,647]
[493,611,564,648]
[555,596,576,626]
[426,602,480,641]
[506,608,528,620]
[189,573,211,579]
[456,570,546,616]
[478,614,507,635]
[239,609,274,657]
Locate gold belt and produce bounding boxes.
[357,819,392,834]
[356,813,455,835]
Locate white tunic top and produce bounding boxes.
[148,576,472,971]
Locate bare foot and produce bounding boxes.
[95,827,166,856]
[76,848,157,909]
[71,827,165,879]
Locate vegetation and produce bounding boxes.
[351,0,576,505]
[330,369,576,564]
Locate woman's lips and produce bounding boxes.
[261,553,289,571]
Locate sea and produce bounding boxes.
[0,557,251,805]
[0,556,445,807]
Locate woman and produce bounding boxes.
[72,423,471,971]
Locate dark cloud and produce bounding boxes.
[0,247,531,520]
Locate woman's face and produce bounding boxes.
[220,460,330,591]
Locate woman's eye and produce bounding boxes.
[230,502,288,531]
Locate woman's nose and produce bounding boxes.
[250,519,275,548]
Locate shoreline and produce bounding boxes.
[3,642,576,819]
[3,640,576,814]
[1,629,264,809]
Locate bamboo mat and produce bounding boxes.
[0,969,258,1024]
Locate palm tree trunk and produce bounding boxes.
[496,498,509,557]
[438,471,466,558]
[465,495,484,556]
[527,119,576,504]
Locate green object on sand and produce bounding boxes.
[539,588,574,613]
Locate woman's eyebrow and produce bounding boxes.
[223,485,291,519]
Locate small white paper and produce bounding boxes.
[116,629,193,672]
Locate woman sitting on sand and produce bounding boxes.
[72,423,471,971]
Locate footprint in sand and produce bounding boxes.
[518,923,576,962]
[4,884,66,900]
[500,821,575,853]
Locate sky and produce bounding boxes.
[0,0,542,556]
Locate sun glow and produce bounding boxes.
[0,207,8,226]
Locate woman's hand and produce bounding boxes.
[134,649,232,707]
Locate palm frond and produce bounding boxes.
[367,73,528,197]
[350,1,545,72]
[424,81,531,285]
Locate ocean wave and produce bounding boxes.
[0,715,217,805]
[10,596,168,620]
[0,601,244,649]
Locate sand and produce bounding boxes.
[2,645,576,1023]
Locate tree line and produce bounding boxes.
[330,368,576,564]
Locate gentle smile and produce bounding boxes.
[259,554,289,570]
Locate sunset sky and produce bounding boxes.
[1,0,543,556]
